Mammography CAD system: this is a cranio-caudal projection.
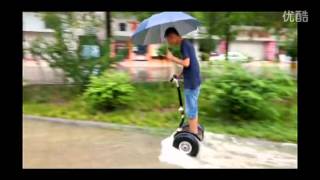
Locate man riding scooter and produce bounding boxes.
[164,27,202,136]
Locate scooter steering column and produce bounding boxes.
[170,75,185,128]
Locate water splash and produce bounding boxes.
[158,132,297,168]
[158,133,216,168]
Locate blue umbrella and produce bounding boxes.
[131,12,201,45]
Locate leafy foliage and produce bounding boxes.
[83,71,135,111]
[157,44,182,59]
[199,38,217,53]
[30,12,125,89]
[200,62,297,122]
[201,52,210,61]
[285,35,297,61]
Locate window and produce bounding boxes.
[119,23,127,31]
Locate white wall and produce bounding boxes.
[229,41,265,60]
[23,12,63,84]
[23,31,55,42]
[23,12,53,32]
[112,18,136,37]
[23,60,67,85]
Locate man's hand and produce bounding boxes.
[166,50,174,61]
[167,50,190,68]
[173,73,182,79]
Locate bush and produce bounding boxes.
[201,52,210,61]
[157,44,182,59]
[200,62,296,122]
[199,38,216,54]
[83,71,135,111]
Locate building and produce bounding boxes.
[218,26,278,61]
[23,12,64,84]
[109,17,152,61]
[185,26,279,61]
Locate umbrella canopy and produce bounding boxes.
[131,12,200,45]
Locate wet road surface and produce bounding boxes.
[23,119,178,168]
[23,118,297,168]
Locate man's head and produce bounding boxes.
[164,27,181,45]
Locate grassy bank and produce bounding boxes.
[23,84,297,142]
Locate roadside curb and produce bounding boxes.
[23,114,171,136]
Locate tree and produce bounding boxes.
[30,12,125,89]
[287,38,297,61]
[106,12,112,39]
[113,12,156,22]
[134,12,156,22]
[192,12,255,61]
[285,30,297,61]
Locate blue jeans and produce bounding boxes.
[184,86,200,119]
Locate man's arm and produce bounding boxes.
[166,51,190,68]
[172,56,190,68]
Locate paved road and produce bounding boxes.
[23,119,178,168]
[23,118,297,168]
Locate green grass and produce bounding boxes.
[23,83,297,143]
[23,101,178,129]
[23,84,81,103]
[128,82,177,111]
[201,117,297,142]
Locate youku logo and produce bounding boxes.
[283,10,308,23]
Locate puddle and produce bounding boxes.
[159,132,297,168]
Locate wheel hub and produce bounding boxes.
[178,141,192,154]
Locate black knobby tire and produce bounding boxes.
[173,133,200,157]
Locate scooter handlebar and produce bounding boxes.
[170,74,180,87]
[170,74,178,82]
